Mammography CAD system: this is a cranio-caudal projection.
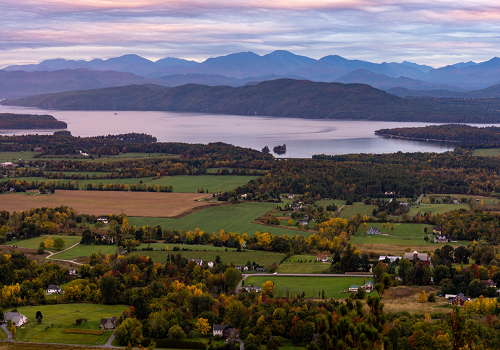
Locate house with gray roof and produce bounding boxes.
[3,312,27,327]
[100,316,117,330]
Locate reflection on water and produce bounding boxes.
[0,105,489,158]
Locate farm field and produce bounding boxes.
[0,344,103,350]
[244,276,370,298]
[9,176,155,188]
[382,286,450,314]
[128,202,302,236]
[14,303,127,345]
[54,244,118,260]
[141,247,287,266]
[146,174,259,193]
[352,222,431,245]
[354,242,467,256]
[277,254,330,274]
[5,235,81,251]
[408,202,469,216]
[0,151,37,161]
[0,190,215,217]
[338,202,377,219]
[473,148,500,157]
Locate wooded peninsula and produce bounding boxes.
[375,124,500,143]
[0,113,67,129]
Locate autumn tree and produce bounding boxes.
[44,237,53,249]
[53,238,65,251]
[115,317,143,346]
[262,281,275,297]
[195,317,211,335]
[419,290,428,303]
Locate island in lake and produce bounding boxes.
[0,113,67,129]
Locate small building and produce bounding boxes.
[235,266,249,272]
[69,268,77,276]
[434,234,451,243]
[367,227,381,235]
[404,251,430,264]
[100,316,117,330]
[34,147,43,152]
[241,285,262,293]
[449,293,468,306]
[364,281,375,292]
[482,279,497,288]
[433,226,442,234]
[316,254,329,263]
[255,267,267,272]
[3,312,27,327]
[47,284,61,294]
[213,324,229,337]
[241,194,247,199]
[378,256,400,263]
[207,261,215,268]
[385,191,395,195]
[348,285,361,292]
[97,217,109,225]
[288,193,294,199]
[189,258,203,266]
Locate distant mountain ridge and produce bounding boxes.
[3,51,500,96]
[2,79,499,123]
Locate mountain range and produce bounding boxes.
[2,79,498,124]
[4,51,500,99]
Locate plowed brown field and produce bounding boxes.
[0,190,219,217]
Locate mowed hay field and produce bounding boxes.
[244,276,369,299]
[14,303,127,345]
[0,190,217,217]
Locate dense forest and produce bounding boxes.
[375,124,500,143]
[0,113,67,129]
[3,80,500,123]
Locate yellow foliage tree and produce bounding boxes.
[195,317,211,335]
[287,219,293,226]
[262,281,275,297]
[424,313,431,322]
[419,290,427,303]
[45,236,53,248]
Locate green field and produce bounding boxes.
[10,176,155,188]
[54,244,118,260]
[277,254,330,273]
[128,202,302,237]
[5,235,82,251]
[14,303,127,345]
[351,223,430,245]
[338,202,377,220]
[8,174,257,193]
[473,148,500,157]
[146,175,259,193]
[0,151,37,161]
[244,276,370,298]
[140,245,286,266]
[408,202,469,216]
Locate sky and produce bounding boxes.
[2,0,500,68]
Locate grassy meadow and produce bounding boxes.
[244,276,370,298]
[141,246,286,266]
[277,254,330,274]
[14,303,127,345]
[128,202,302,236]
[5,235,82,252]
[145,174,259,193]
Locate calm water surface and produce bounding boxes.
[0,106,477,158]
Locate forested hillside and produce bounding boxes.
[2,79,499,123]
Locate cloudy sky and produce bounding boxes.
[2,0,500,68]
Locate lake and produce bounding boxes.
[0,105,472,158]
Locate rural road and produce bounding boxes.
[416,193,424,204]
[104,332,115,347]
[1,324,12,341]
[236,272,373,292]
[46,242,83,265]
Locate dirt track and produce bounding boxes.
[0,190,220,217]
